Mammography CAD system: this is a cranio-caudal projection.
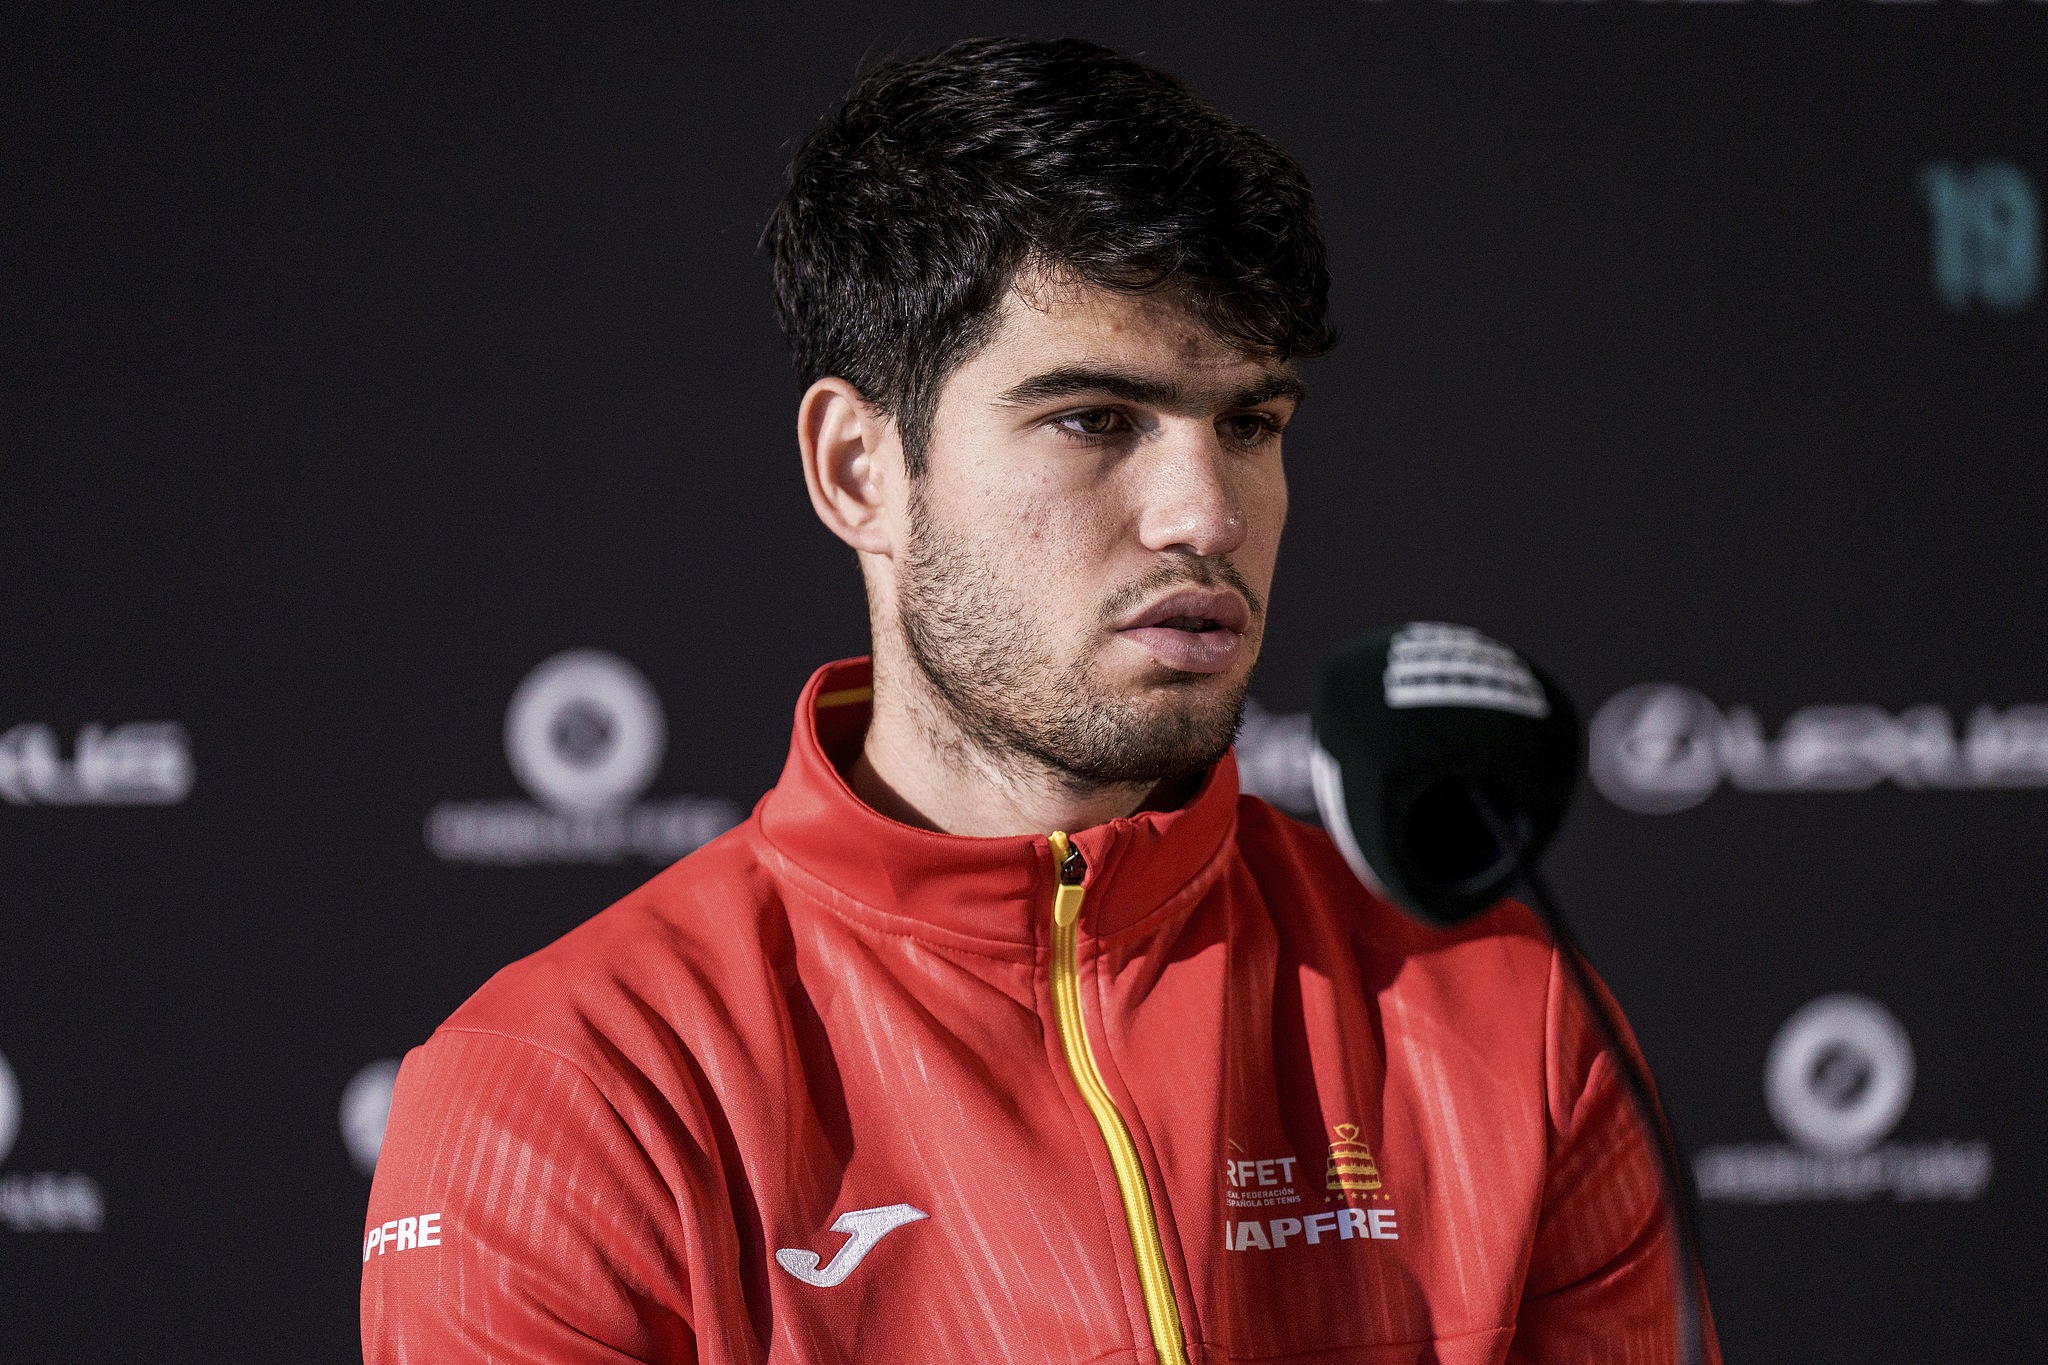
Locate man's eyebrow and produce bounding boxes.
[1230,373,1309,409]
[994,367,1181,409]
[994,366,1308,411]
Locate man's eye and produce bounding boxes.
[1054,409,1125,438]
[1222,414,1282,445]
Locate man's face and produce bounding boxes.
[890,275,1300,789]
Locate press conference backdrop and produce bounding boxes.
[6,4,2043,1359]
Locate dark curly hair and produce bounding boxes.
[764,37,1336,475]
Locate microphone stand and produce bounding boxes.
[1469,789,1706,1365]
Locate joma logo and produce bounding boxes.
[775,1203,927,1287]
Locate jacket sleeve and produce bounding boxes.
[360,1028,697,1364]
[1509,949,1721,1365]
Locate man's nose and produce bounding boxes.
[1134,424,1247,558]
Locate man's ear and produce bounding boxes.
[798,377,898,556]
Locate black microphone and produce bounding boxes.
[1311,623,1705,1365]
[1309,622,1580,925]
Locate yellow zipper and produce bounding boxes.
[1047,831,1189,1365]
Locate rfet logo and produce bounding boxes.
[1693,994,1992,1205]
[426,650,739,865]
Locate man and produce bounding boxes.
[363,37,1716,1364]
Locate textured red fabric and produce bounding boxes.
[363,657,1718,1364]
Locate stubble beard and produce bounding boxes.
[893,486,1260,793]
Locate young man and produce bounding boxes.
[363,38,1716,1364]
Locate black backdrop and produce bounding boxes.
[6,4,2044,1360]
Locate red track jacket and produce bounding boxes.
[363,657,1715,1363]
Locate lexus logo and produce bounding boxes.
[1590,683,2048,813]
[1588,684,1723,814]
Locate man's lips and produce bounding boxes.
[1113,586,1253,675]
[1117,586,1252,635]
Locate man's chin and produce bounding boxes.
[1038,669,1250,787]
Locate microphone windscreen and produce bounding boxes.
[1310,623,1582,927]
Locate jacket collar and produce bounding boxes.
[756,657,1240,949]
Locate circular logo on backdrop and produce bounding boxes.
[503,650,667,815]
[1766,994,1916,1156]
[0,1050,19,1167]
[340,1059,402,1175]
[1588,683,1726,814]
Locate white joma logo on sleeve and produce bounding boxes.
[775,1203,927,1287]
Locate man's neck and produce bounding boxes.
[850,651,1163,838]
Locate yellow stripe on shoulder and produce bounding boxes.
[816,685,874,709]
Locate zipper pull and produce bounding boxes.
[1047,831,1088,928]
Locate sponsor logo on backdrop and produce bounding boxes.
[341,1059,402,1175]
[426,650,741,865]
[0,1049,105,1232]
[1590,683,2048,813]
[0,722,192,806]
[1922,160,2041,313]
[1693,994,1992,1204]
[1242,678,2048,823]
